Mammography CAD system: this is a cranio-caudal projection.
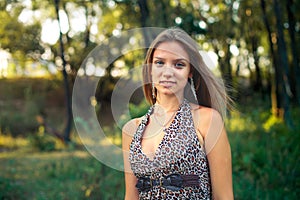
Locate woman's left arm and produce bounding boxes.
[197,108,234,199]
[207,111,233,199]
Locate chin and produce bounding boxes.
[157,87,184,97]
[159,88,174,94]
[163,90,181,97]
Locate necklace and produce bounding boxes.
[152,105,178,129]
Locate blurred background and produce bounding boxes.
[0,0,299,199]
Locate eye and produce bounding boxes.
[174,62,186,68]
[154,60,164,67]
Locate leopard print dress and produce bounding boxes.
[129,99,211,199]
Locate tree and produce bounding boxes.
[1,0,299,133]
[205,1,236,89]
[0,8,43,70]
[260,0,296,127]
[286,0,300,105]
[54,0,72,142]
[273,0,293,128]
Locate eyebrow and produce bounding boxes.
[153,56,189,62]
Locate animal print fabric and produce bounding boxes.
[129,99,211,199]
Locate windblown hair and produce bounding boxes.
[142,27,232,119]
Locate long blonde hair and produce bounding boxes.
[142,27,232,119]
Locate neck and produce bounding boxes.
[155,94,184,112]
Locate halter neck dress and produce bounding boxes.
[129,99,212,199]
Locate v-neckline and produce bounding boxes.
[139,99,185,162]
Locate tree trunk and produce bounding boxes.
[225,43,233,89]
[260,0,281,116]
[159,0,168,27]
[138,0,151,47]
[84,3,91,48]
[54,0,73,142]
[273,0,294,128]
[251,36,263,92]
[286,0,300,105]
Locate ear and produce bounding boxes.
[188,73,193,78]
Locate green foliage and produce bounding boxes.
[228,107,300,199]
[29,130,56,152]
[1,78,300,199]
[0,78,64,136]
[0,176,25,200]
[0,86,42,136]
[0,150,124,200]
[128,99,150,119]
[0,104,299,199]
[0,9,43,63]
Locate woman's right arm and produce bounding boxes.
[122,119,139,200]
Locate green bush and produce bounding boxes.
[0,87,42,136]
[29,131,56,152]
[0,78,63,136]
[229,107,300,199]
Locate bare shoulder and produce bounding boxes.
[122,117,141,151]
[190,103,224,139]
[122,118,141,137]
[190,103,223,123]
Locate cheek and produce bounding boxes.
[175,70,190,81]
[151,67,163,76]
[151,71,160,82]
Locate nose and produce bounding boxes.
[162,65,174,78]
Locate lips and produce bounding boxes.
[159,81,176,88]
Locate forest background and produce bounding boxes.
[0,0,299,199]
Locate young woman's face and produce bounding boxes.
[151,41,191,99]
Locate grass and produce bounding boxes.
[0,144,124,200]
[228,106,300,200]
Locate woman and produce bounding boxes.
[122,27,233,199]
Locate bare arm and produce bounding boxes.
[122,119,139,200]
[197,108,234,199]
[207,126,233,199]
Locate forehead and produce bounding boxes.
[153,41,189,61]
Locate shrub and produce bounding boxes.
[28,128,56,152]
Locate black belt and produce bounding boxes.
[136,173,199,192]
